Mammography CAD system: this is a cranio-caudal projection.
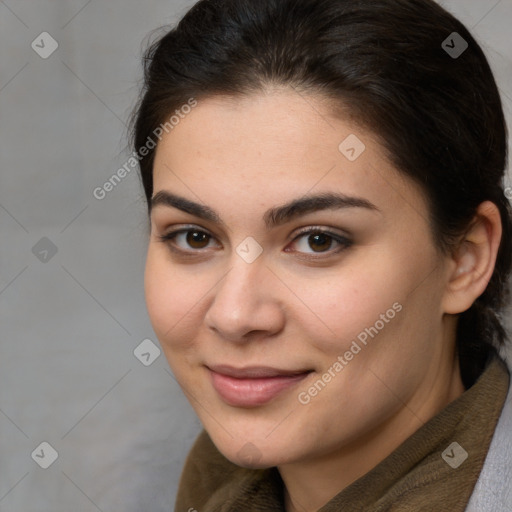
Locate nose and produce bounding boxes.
[204,254,286,343]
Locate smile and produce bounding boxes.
[207,365,313,407]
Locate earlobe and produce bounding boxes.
[442,201,502,315]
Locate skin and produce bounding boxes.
[144,89,502,512]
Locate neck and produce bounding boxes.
[280,337,465,512]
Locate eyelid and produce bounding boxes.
[290,224,351,240]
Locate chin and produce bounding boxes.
[229,446,276,469]
[208,432,291,469]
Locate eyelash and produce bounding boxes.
[156,225,353,259]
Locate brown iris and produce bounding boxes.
[308,232,332,252]
[186,231,210,249]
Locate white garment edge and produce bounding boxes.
[465,360,512,512]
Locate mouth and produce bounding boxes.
[206,364,313,407]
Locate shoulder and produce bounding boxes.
[174,430,236,511]
[174,430,278,512]
[466,358,512,511]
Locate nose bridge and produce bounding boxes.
[217,250,267,312]
[204,249,283,339]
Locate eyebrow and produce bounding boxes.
[150,190,380,229]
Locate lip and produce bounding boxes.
[207,365,312,407]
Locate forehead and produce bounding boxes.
[151,91,428,222]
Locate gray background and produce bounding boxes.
[1,1,511,511]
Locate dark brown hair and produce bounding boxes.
[131,0,512,387]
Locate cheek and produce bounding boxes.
[302,239,438,362]
[144,247,202,351]
[294,264,405,357]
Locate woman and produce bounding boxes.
[130,0,512,510]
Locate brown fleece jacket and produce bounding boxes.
[175,355,510,512]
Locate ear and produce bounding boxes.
[442,201,502,315]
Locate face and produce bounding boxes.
[144,89,456,469]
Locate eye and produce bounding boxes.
[286,227,352,256]
[157,226,219,252]
[157,225,352,259]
